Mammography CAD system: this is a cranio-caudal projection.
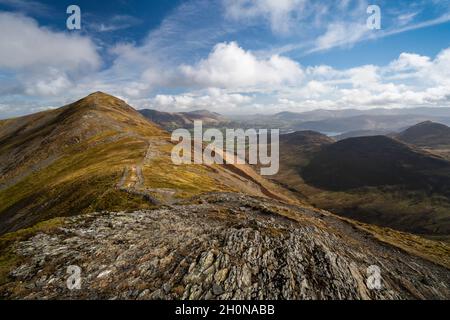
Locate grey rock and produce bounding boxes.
[1,192,449,300]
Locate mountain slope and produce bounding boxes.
[139,109,228,130]
[0,92,297,235]
[271,131,334,196]
[1,193,449,299]
[395,121,450,148]
[269,133,450,239]
[301,136,450,230]
[1,96,449,299]
[303,136,450,192]
[0,92,167,234]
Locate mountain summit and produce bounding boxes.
[0,92,294,235]
[395,121,450,148]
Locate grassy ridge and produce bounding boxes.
[0,132,154,234]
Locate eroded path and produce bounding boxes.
[117,140,176,205]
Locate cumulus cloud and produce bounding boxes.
[0,12,100,70]
[179,42,304,89]
[270,46,450,112]
[135,88,252,113]
[388,53,432,72]
[2,1,450,117]
[0,12,100,98]
[426,48,450,85]
[21,68,72,96]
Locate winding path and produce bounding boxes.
[117,141,176,205]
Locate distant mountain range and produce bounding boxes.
[291,114,443,134]
[230,107,450,123]
[139,109,228,130]
[125,106,450,138]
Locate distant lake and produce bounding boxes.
[321,132,343,137]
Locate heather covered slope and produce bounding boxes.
[0,91,165,188]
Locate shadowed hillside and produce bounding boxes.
[302,136,450,192]
[270,133,450,239]
[395,121,450,147]
[272,131,334,197]
[394,122,450,161]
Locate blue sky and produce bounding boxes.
[0,0,450,118]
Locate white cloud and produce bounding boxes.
[312,22,369,53]
[346,65,380,87]
[223,0,307,34]
[89,15,142,32]
[179,42,304,89]
[0,12,100,98]
[2,1,450,117]
[22,68,72,96]
[271,46,450,112]
[397,12,419,26]
[136,89,252,113]
[388,53,432,72]
[426,48,450,85]
[0,12,100,70]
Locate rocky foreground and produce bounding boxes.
[1,193,449,300]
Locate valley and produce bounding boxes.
[269,125,450,242]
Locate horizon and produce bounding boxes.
[0,0,449,118]
[4,90,450,121]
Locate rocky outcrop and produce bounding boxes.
[1,193,449,300]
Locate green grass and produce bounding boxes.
[143,158,231,198]
[350,220,450,269]
[0,134,153,233]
